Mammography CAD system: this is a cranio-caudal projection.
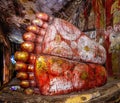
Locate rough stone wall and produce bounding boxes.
[36,0,71,15]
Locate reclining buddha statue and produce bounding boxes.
[15,12,107,95]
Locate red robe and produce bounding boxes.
[104,33,113,76]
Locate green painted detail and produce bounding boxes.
[80,71,88,80]
[36,56,47,73]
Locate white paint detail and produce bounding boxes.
[49,77,73,93]
[77,35,106,64]
[45,41,73,57]
[71,41,77,49]
[54,18,81,41]
[78,36,95,60]
[44,25,56,43]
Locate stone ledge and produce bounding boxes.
[0,78,120,103]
